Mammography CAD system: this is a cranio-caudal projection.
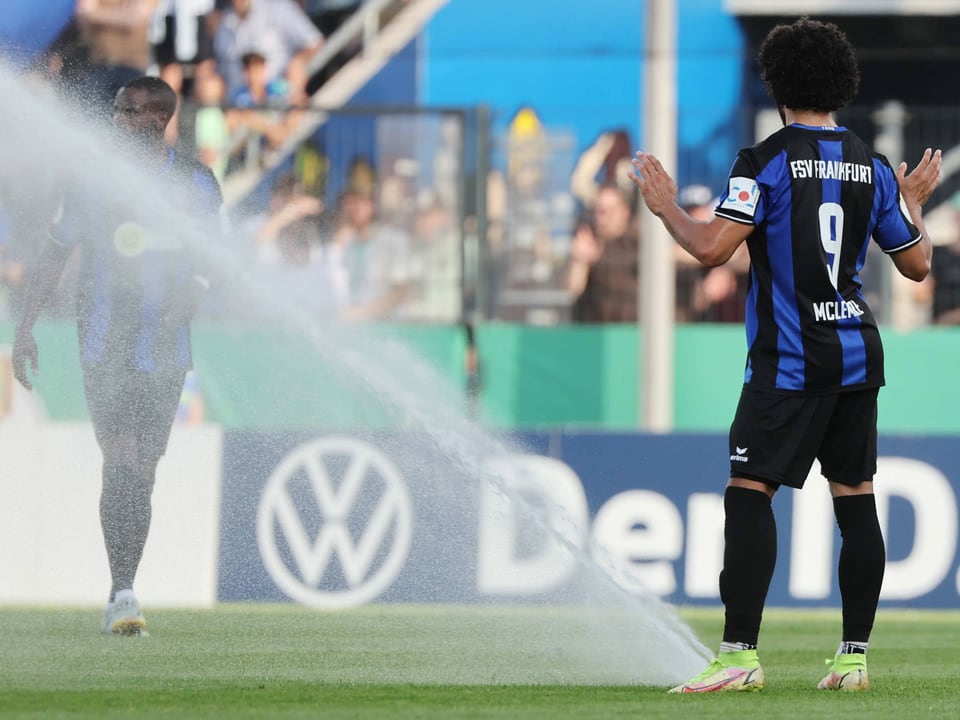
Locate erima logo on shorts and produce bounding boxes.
[730,446,749,463]
[719,177,760,218]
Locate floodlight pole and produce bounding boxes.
[640,0,677,432]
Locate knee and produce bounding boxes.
[101,434,140,469]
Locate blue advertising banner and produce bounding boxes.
[218,431,960,608]
[219,431,483,605]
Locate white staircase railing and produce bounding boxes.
[220,0,450,207]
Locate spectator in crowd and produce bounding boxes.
[256,213,333,317]
[323,184,416,321]
[916,192,960,325]
[402,190,460,322]
[253,173,324,266]
[570,128,634,209]
[232,51,289,107]
[494,107,574,323]
[150,0,219,141]
[291,138,327,198]
[151,0,218,92]
[675,184,750,322]
[433,115,462,212]
[213,0,323,106]
[226,51,300,150]
[931,238,960,324]
[565,213,599,312]
[567,183,639,322]
[74,0,159,117]
[193,70,230,181]
[345,155,376,195]
[507,106,548,207]
[479,170,509,320]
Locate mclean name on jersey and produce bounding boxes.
[789,159,873,183]
[812,299,865,322]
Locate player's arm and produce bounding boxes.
[178,163,227,296]
[888,230,931,282]
[76,0,157,29]
[279,2,324,105]
[888,148,942,282]
[165,168,226,327]
[629,152,752,266]
[12,237,73,390]
[652,204,752,267]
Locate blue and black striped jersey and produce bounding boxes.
[716,123,920,394]
[52,148,223,373]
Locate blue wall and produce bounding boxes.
[423,0,642,154]
[421,0,747,192]
[0,0,74,67]
[675,0,750,188]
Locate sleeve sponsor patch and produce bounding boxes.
[719,177,760,218]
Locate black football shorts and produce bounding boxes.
[83,361,188,463]
[727,387,879,489]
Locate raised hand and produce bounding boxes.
[628,151,679,217]
[897,148,942,209]
[12,331,38,391]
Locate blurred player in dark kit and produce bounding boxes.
[13,76,223,636]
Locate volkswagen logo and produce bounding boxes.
[256,436,414,608]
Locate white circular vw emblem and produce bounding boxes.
[256,436,414,608]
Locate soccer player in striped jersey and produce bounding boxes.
[13,76,223,636]
[629,18,941,693]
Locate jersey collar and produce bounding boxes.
[789,123,847,132]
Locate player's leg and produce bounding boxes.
[671,390,828,693]
[85,366,186,634]
[719,477,777,648]
[84,365,152,634]
[118,367,188,590]
[816,388,882,691]
[99,431,153,636]
[670,476,774,693]
[100,432,153,602]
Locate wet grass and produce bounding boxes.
[0,605,956,719]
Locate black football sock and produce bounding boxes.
[100,463,155,601]
[834,494,885,643]
[720,486,777,647]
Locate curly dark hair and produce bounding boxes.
[758,17,860,113]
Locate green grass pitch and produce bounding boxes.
[1,605,957,719]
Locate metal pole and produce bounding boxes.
[474,105,491,319]
[641,0,677,431]
[871,100,909,328]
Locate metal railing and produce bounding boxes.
[213,0,402,191]
[218,0,450,207]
